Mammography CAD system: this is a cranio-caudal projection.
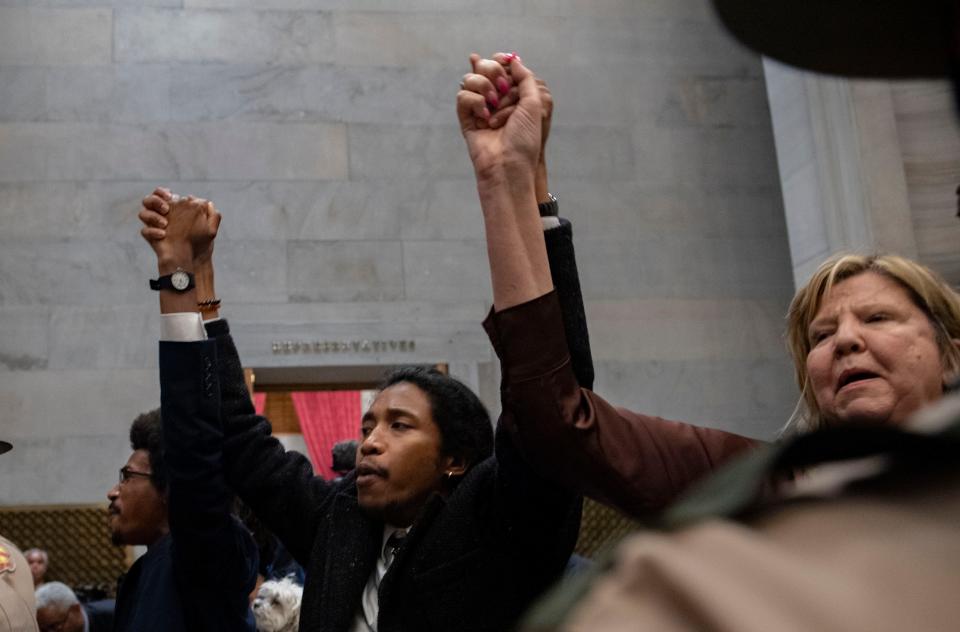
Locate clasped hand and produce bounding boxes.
[139,187,221,270]
[457,53,543,183]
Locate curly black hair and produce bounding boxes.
[129,408,167,493]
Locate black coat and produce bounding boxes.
[199,320,582,632]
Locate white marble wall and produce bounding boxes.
[763,60,960,288]
[0,0,796,505]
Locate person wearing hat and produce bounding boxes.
[0,441,40,632]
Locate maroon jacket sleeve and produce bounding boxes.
[483,290,761,518]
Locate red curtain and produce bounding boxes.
[253,392,267,416]
[290,391,362,479]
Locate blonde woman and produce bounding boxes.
[460,53,960,520]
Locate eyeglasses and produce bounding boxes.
[119,466,153,485]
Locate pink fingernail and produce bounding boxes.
[486,91,500,109]
[481,107,491,120]
[496,77,510,96]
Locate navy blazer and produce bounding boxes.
[82,599,114,632]
[115,340,257,632]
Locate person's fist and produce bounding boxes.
[138,189,221,266]
[457,53,542,180]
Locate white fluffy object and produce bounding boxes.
[253,576,303,632]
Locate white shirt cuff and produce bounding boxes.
[161,313,207,342]
[541,216,561,230]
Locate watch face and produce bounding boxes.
[171,270,190,291]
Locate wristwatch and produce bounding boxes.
[150,267,195,292]
[538,193,559,217]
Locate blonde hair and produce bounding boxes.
[784,253,960,434]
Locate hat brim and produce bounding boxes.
[711,0,952,78]
[0,441,11,456]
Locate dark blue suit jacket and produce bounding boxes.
[82,599,114,632]
[112,340,258,632]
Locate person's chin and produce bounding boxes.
[836,400,895,426]
[357,491,388,517]
[358,494,416,526]
[358,503,396,524]
[832,383,896,424]
[107,517,124,545]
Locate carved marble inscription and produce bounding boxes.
[271,339,416,354]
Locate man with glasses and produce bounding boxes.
[107,409,258,631]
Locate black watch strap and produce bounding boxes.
[149,268,195,292]
[538,193,559,217]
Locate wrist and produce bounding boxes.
[475,163,536,197]
[194,264,217,299]
[158,287,198,315]
[474,146,536,181]
[157,248,194,275]
[535,159,548,203]
[477,177,537,223]
[193,257,214,282]
[192,257,219,319]
[193,244,214,266]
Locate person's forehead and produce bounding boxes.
[125,449,151,469]
[371,382,433,416]
[36,604,65,619]
[820,272,908,308]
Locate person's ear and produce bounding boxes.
[442,455,469,479]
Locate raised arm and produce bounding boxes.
[461,57,759,518]
[458,53,553,311]
[461,63,594,387]
[139,191,335,564]
[529,77,596,390]
[138,191,258,621]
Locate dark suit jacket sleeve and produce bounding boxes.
[82,600,115,632]
[544,218,594,391]
[158,340,259,608]
[477,220,588,569]
[202,319,337,565]
[483,291,760,519]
